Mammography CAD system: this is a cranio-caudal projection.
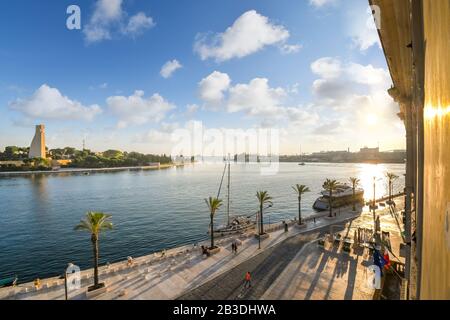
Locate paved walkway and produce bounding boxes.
[0,207,362,300]
[180,202,405,301]
[178,226,337,300]
[262,203,405,300]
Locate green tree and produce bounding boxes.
[74,212,113,290]
[4,146,19,160]
[205,197,223,249]
[349,177,361,211]
[256,191,273,235]
[102,150,124,159]
[292,185,310,225]
[323,179,339,218]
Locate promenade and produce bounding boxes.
[0,205,365,300]
[261,203,405,300]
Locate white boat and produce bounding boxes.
[212,216,256,236]
[313,183,364,211]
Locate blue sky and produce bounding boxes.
[0,0,405,155]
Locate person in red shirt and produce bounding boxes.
[244,272,252,288]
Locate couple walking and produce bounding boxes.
[231,241,239,254]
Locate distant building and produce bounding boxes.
[359,147,380,154]
[357,147,380,161]
[29,125,46,159]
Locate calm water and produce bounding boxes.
[0,163,405,282]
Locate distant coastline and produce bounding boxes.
[0,163,187,177]
[279,160,406,164]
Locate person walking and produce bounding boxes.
[234,242,238,254]
[244,271,252,288]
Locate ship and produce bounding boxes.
[313,183,364,211]
[209,157,256,236]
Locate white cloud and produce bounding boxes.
[89,83,108,90]
[160,59,182,79]
[107,90,175,128]
[346,4,381,51]
[198,71,231,106]
[346,63,390,86]
[198,72,308,122]
[280,44,302,54]
[123,12,155,36]
[311,57,342,79]
[194,10,291,62]
[84,0,154,43]
[309,56,401,144]
[228,78,286,116]
[186,104,199,115]
[10,84,102,121]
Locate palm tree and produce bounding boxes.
[386,172,399,202]
[256,191,273,235]
[205,197,223,249]
[323,179,339,218]
[349,177,361,211]
[74,212,113,290]
[292,184,310,225]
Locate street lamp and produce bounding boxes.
[370,176,383,233]
[64,263,74,301]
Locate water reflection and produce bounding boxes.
[356,164,399,201]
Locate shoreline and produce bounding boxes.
[0,197,405,300]
[0,196,400,288]
[0,203,366,297]
[0,163,188,177]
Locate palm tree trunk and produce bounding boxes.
[91,234,99,287]
[298,196,302,225]
[210,216,214,249]
[352,188,356,211]
[260,203,264,234]
[389,181,392,201]
[329,191,333,218]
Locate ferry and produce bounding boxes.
[313,183,364,211]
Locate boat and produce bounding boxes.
[313,183,364,211]
[209,157,256,236]
[298,162,306,166]
[212,216,256,236]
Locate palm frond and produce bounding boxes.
[293,184,310,195]
[74,211,113,235]
[205,196,223,217]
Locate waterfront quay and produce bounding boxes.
[0,198,405,300]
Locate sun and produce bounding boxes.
[366,113,378,126]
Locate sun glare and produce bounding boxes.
[366,114,378,126]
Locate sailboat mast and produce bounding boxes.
[227,154,231,225]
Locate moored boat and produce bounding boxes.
[209,157,256,236]
[211,216,256,236]
[313,183,364,211]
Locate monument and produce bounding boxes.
[29,125,46,159]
